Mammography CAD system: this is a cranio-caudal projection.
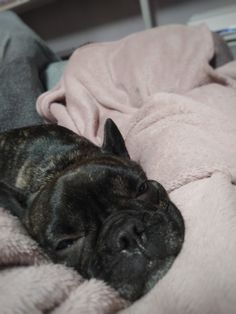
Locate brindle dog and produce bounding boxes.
[0,119,184,301]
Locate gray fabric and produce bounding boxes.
[43,60,67,90]
[211,32,234,68]
[0,11,59,132]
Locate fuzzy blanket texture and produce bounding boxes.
[2,24,236,313]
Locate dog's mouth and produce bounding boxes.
[87,202,185,301]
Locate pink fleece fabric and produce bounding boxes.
[2,24,236,313]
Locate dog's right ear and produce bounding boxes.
[102,118,130,159]
[0,181,27,219]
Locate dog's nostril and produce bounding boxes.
[117,233,130,250]
[116,221,146,251]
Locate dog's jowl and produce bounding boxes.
[0,119,185,301]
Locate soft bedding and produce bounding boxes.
[1,19,236,313]
[37,24,236,314]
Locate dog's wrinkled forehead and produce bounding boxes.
[55,159,147,199]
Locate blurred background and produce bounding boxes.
[1,0,235,57]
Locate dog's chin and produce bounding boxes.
[87,249,147,301]
[88,248,178,301]
[120,255,177,301]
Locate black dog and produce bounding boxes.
[0,119,184,301]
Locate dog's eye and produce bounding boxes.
[55,238,77,251]
[137,181,148,196]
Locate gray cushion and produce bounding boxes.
[0,11,58,131]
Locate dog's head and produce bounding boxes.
[8,120,185,301]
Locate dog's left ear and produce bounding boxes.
[102,119,130,158]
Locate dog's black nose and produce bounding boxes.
[115,220,146,251]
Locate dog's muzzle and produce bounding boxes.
[87,202,184,301]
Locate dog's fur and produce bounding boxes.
[0,119,184,301]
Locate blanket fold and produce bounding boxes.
[37,24,215,145]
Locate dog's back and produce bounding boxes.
[0,125,100,194]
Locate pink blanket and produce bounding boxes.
[3,24,236,313]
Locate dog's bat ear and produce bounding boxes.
[0,181,27,219]
[102,118,130,158]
